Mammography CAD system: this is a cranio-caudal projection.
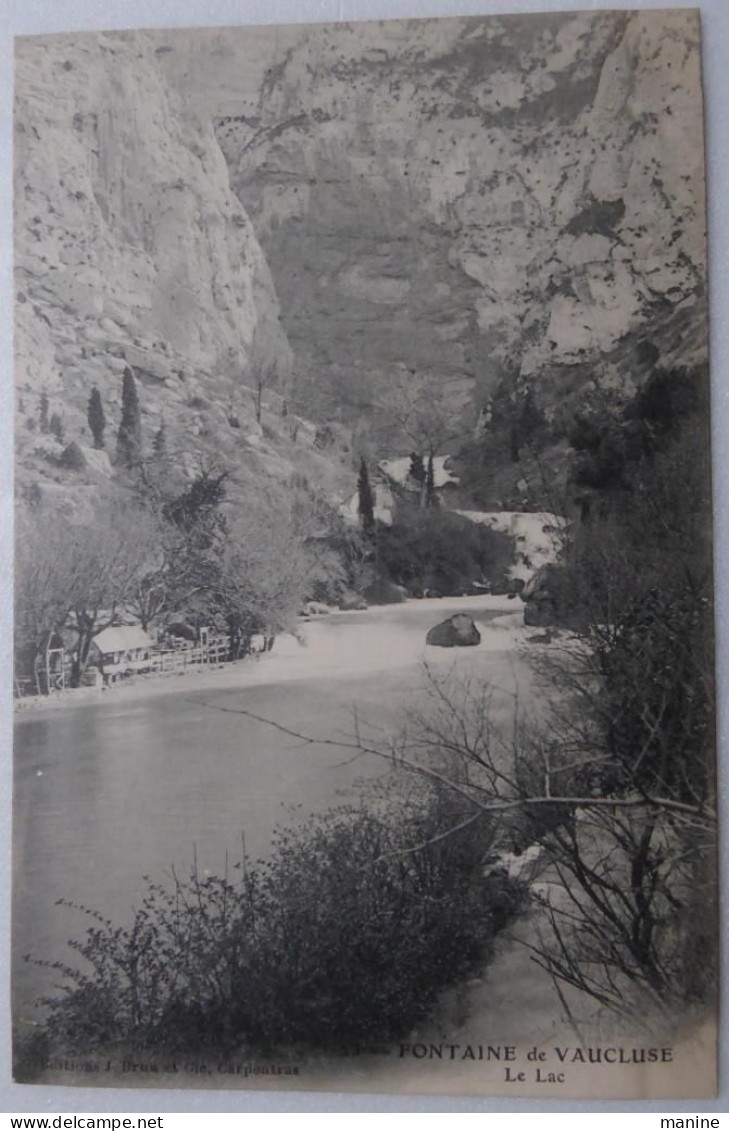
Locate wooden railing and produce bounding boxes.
[15,635,245,699]
[103,638,231,682]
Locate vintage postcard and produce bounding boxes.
[12,8,716,1099]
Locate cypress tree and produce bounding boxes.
[408,452,426,485]
[117,367,142,467]
[49,412,64,443]
[409,451,426,507]
[153,421,167,456]
[357,457,376,538]
[39,391,50,434]
[425,452,437,507]
[87,386,106,450]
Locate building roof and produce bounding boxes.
[92,625,152,654]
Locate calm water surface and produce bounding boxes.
[13,602,527,1018]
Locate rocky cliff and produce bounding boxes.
[14,30,334,508]
[207,10,706,416]
[15,13,707,508]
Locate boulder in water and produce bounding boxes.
[426,613,481,648]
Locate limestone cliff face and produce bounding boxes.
[14,30,293,491]
[207,10,706,408]
[14,13,707,504]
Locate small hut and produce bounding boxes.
[90,625,153,682]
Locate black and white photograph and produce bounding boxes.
[11,7,717,1098]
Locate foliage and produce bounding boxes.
[49,413,64,443]
[15,454,353,682]
[425,452,437,507]
[87,387,106,450]
[357,457,376,539]
[163,468,228,536]
[39,391,50,434]
[28,782,523,1057]
[15,497,163,685]
[481,377,546,465]
[567,364,706,497]
[374,370,460,459]
[518,370,716,1012]
[378,506,512,596]
[153,423,167,456]
[408,452,425,486]
[59,442,86,471]
[117,367,142,467]
[362,577,405,605]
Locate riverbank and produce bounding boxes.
[15,595,536,720]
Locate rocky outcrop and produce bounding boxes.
[14,30,301,503]
[426,614,481,648]
[204,10,705,419]
[15,15,706,514]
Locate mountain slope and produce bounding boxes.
[14,30,335,510]
[205,10,705,419]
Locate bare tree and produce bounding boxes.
[248,325,290,425]
[212,491,344,656]
[374,370,462,462]
[15,499,163,686]
[221,653,715,1022]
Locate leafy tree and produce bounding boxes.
[163,468,228,535]
[86,387,106,450]
[116,367,142,467]
[158,468,229,620]
[357,457,376,539]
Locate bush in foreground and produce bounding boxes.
[28,786,523,1060]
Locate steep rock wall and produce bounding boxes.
[14,30,292,489]
[205,10,706,411]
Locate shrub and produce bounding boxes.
[362,577,405,605]
[379,506,512,596]
[29,785,523,1058]
[49,413,65,443]
[59,441,86,471]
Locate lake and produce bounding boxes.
[13,597,533,1021]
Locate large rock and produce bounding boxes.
[79,445,113,478]
[426,614,481,648]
